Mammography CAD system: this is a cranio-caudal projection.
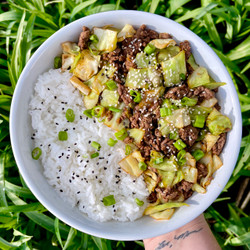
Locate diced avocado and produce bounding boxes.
[100,89,119,107]
[149,39,176,49]
[144,202,188,215]
[161,50,186,87]
[117,24,136,42]
[187,66,210,89]
[73,50,100,81]
[149,155,178,172]
[158,170,176,188]
[128,128,145,145]
[150,208,175,220]
[70,76,91,95]
[157,46,180,62]
[206,108,232,135]
[90,27,117,52]
[83,91,99,109]
[118,154,143,177]
[164,108,191,128]
[187,54,199,71]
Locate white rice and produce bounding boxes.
[29,69,149,222]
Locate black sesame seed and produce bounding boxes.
[132,192,135,195]
[41,102,43,104]
[84,165,87,168]
[80,160,83,163]
[47,88,50,90]
[57,176,60,179]
[99,157,104,160]
[113,209,116,212]
[104,167,107,170]
[83,206,85,208]
[31,137,34,140]
[73,127,75,130]
[76,174,79,177]
[95,176,98,179]
[96,162,99,165]
[92,171,94,174]
[80,116,82,119]
[106,161,109,164]
[77,201,80,205]
[69,179,72,183]
[74,143,77,145]
[72,176,75,180]
[133,180,136,183]
[56,123,59,125]
[86,117,88,120]
[108,154,111,156]
[88,140,91,144]
[62,108,64,110]
[62,153,64,156]
[86,160,89,163]
[48,144,51,147]
[54,96,57,99]
[58,156,61,158]
[60,189,63,192]
[99,181,102,183]
[77,191,80,194]
[112,205,115,208]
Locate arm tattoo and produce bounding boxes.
[155,227,203,249]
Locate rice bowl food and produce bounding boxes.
[29,23,232,222]
[10,10,242,240]
[29,69,148,222]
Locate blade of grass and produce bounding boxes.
[54,217,64,249]
[201,0,223,50]
[175,7,203,22]
[165,0,191,17]
[149,0,160,13]
[0,11,22,22]
[63,227,77,250]
[0,203,45,214]
[69,0,97,22]
[4,181,35,199]
[0,152,8,207]
[115,0,121,10]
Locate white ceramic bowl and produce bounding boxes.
[10,10,242,241]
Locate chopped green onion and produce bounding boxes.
[174,139,186,150]
[65,108,75,122]
[54,56,62,69]
[180,73,186,80]
[155,157,164,164]
[103,195,116,206]
[192,149,205,161]
[194,115,206,128]
[58,131,68,141]
[90,34,99,43]
[177,149,186,160]
[90,152,99,158]
[88,45,99,55]
[178,158,186,166]
[107,138,118,147]
[115,128,128,141]
[135,198,144,206]
[181,97,197,106]
[83,109,93,118]
[109,107,121,113]
[162,99,171,108]
[169,131,179,140]
[125,145,132,155]
[160,107,172,117]
[92,106,105,118]
[138,161,147,171]
[130,90,141,103]
[32,147,42,160]
[91,141,101,150]
[144,43,156,55]
[105,80,117,90]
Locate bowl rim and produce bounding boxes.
[10,10,242,241]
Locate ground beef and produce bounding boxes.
[155,128,162,137]
[123,136,134,144]
[197,162,208,182]
[187,62,194,75]
[179,125,199,147]
[212,133,227,155]
[106,110,113,121]
[143,131,162,151]
[125,55,137,71]
[134,24,159,46]
[177,180,193,200]
[155,187,180,202]
[117,84,133,105]
[138,142,151,159]
[214,103,221,111]
[117,107,130,124]
[193,86,215,102]
[180,40,191,59]
[147,191,157,203]
[164,84,191,100]
[160,138,177,157]
[102,48,125,63]
[159,33,172,39]
[78,26,90,50]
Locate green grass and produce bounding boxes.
[0,0,249,249]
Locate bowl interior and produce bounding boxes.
[10,10,242,241]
